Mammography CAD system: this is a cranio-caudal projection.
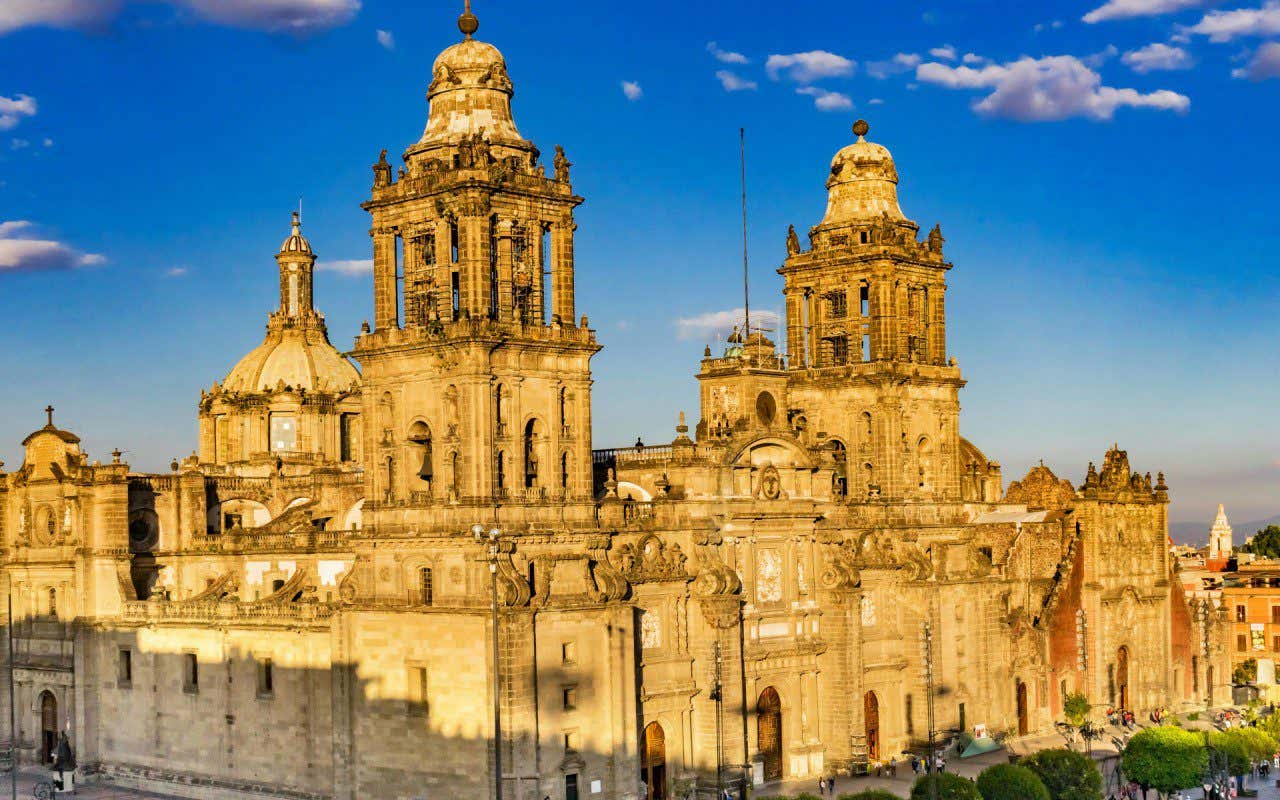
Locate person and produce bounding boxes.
[817,777,825,795]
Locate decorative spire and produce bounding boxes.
[45,404,54,427]
[458,0,479,39]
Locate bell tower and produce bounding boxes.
[354,5,599,513]
[779,120,965,501]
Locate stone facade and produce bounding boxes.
[0,7,1231,800]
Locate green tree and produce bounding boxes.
[1063,693,1091,728]
[977,764,1050,800]
[910,773,981,800]
[1022,748,1103,800]
[1211,727,1277,789]
[1121,727,1208,798]
[1232,658,1258,685]
[1241,525,1280,558]
[839,791,904,800]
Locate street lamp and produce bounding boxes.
[473,523,503,800]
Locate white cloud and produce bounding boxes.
[1034,20,1066,32]
[10,138,29,150]
[621,80,643,101]
[165,266,189,277]
[868,97,886,105]
[42,137,53,147]
[675,307,781,341]
[1083,0,1205,23]
[766,50,855,82]
[1123,42,1195,71]
[1232,40,1280,78]
[867,52,920,79]
[316,258,372,276]
[0,220,105,272]
[0,0,359,36]
[0,94,36,131]
[0,0,122,34]
[797,86,854,111]
[916,54,1191,121]
[1185,2,1280,41]
[707,41,748,64]
[375,28,393,50]
[962,53,990,65]
[715,70,758,91]
[1082,44,1120,68]
[929,44,958,60]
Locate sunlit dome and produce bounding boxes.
[820,119,906,225]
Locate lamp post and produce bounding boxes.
[473,523,503,800]
[921,619,938,800]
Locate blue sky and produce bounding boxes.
[0,0,1277,528]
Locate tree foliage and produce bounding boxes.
[1063,693,1092,728]
[839,791,904,800]
[1022,748,1103,800]
[910,773,981,800]
[1241,525,1280,558]
[1122,726,1208,796]
[977,764,1051,800]
[1211,727,1277,779]
[1233,657,1258,685]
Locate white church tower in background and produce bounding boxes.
[1209,503,1233,560]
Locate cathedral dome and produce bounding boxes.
[222,326,359,394]
[279,211,312,255]
[414,7,528,152]
[819,119,906,226]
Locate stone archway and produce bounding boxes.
[1016,681,1029,736]
[1117,646,1130,710]
[39,691,57,764]
[864,690,880,761]
[758,687,783,782]
[640,721,666,800]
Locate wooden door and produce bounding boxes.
[1016,681,1029,736]
[1116,646,1130,709]
[864,691,880,761]
[641,722,666,800]
[758,687,782,782]
[39,692,57,764]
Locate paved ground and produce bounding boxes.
[0,767,176,799]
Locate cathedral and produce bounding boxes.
[0,6,1229,800]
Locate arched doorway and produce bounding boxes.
[1016,681,1029,736]
[757,687,783,782]
[39,691,57,764]
[1116,646,1130,709]
[640,721,666,800]
[864,691,880,761]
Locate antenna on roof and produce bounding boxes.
[739,127,751,342]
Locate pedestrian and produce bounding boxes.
[818,777,826,796]
[911,755,920,775]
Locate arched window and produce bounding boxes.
[560,452,571,491]
[408,421,433,487]
[559,388,570,434]
[419,567,433,606]
[494,384,507,436]
[495,451,506,494]
[756,392,777,427]
[861,411,873,441]
[524,419,541,488]
[917,436,932,490]
[47,588,57,618]
[829,440,848,498]
[863,462,874,496]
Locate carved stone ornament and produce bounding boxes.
[613,535,690,584]
[757,464,782,501]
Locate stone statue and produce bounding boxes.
[928,223,944,253]
[373,149,392,188]
[553,145,571,182]
[786,224,801,256]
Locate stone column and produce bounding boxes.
[372,227,398,331]
[785,293,803,368]
[496,219,515,321]
[929,284,947,366]
[551,218,576,324]
[530,223,546,325]
[434,218,454,321]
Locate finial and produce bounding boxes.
[458,0,478,38]
[852,119,870,139]
[112,449,122,464]
[291,209,301,235]
[45,405,54,426]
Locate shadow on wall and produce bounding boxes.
[0,619,724,800]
